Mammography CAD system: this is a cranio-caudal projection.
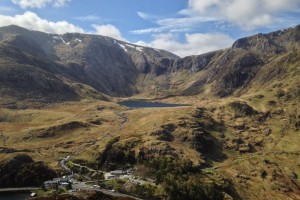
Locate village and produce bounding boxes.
[43,168,156,191]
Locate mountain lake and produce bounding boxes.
[118,100,190,108]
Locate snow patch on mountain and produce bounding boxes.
[125,44,135,48]
[136,46,143,52]
[75,38,82,43]
[118,42,128,52]
[53,35,69,45]
[124,44,143,52]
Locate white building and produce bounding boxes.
[104,173,115,180]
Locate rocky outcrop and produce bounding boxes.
[0,155,56,187]
[173,51,216,73]
[150,124,176,141]
[228,101,259,117]
[97,137,138,170]
[177,108,226,162]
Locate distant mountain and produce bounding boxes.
[0,25,299,103]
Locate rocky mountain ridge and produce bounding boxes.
[0,24,299,103]
[162,25,300,97]
[0,25,178,103]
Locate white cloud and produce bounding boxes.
[134,40,150,47]
[73,15,101,22]
[0,11,127,41]
[137,12,155,20]
[131,27,169,34]
[186,0,300,30]
[186,0,221,14]
[92,24,125,41]
[132,15,216,34]
[157,16,216,28]
[0,11,84,34]
[136,32,234,57]
[134,0,300,35]
[11,0,71,9]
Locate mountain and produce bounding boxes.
[1,24,299,105]
[176,25,300,97]
[0,26,300,103]
[137,25,300,98]
[0,25,178,105]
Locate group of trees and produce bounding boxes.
[145,156,197,183]
[143,156,228,200]
[164,174,225,200]
[97,141,232,199]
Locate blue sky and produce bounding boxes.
[0,0,299,57]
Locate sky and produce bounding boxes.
[0,0,299,57]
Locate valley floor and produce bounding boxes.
[0,95,299,200]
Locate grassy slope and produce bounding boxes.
[1,87,299,199]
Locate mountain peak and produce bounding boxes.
[232,24,300,52]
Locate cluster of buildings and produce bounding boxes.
[44,176,72,190]
[104,169,134,180]
[43,168,155,190]
[104,169,155,185]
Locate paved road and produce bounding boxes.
[72,182,142,200]
[0,187,40,192]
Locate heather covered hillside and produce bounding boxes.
[0,23,299,199]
